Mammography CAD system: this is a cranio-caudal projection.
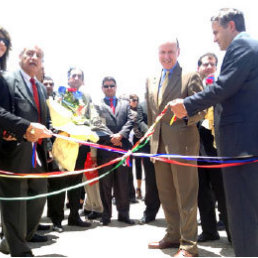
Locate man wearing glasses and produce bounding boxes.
[94,76,134,226]
[196,53,231,243]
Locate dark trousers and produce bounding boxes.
[0,174,47,256]
[142,144,160,218]
[98,150,130,220]
[128,165,136,200]
[222,162,258,257]
[47,145,89,223]
[198,165,230,237]
[128,136,143,200]
[135,156,143,180]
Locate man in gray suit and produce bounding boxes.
[0,45,51,257]
[171,8,258,257]
[94,76,134,226]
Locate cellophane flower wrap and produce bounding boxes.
[47,86,99,171]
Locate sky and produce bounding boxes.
[2,0,258,101]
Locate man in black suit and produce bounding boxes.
[196,53,230,242]
[94,76,134,226]
[171,8,258,256]
[136,101,160,224]
[0,45,51,257]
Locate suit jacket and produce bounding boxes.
[184,33,258,157]
[79,86,112,136]
[94,98,133,150]
[146,63,205,155]
[0,74,30,140]
[136,101,148,134]
[0,70,49,172]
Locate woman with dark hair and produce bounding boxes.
[0,26,12,71]
[0,26,31,141]
[0,26,32,142]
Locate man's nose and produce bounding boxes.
[31,53,38,59]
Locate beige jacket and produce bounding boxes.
[146,64,206,156]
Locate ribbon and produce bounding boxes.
[2,102,258,201]
[32,143,37,168]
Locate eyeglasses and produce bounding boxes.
[103,84,115,89]
[43,82,54,86]
[0,38,10,47]
[130,99,138,102]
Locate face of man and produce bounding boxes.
[19,46,43,77]
[68,69,84,89]
[212,20,237,51]
[102,80,117,98]
[130,98,138,108]
[0,32,7,58]
[43,79,54,97]
[159,41,180,70]
[198,56,217,79]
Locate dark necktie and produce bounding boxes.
[109,98,115,114]
[30,77,41,122]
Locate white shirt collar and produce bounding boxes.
[20,69,37,92]
[233,31,250,41]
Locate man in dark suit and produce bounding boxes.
[196,53,230,243]
[171,8,258,256]
[94,76,134,226]
[136,101,160,224]
[0,45,52,257]
[47,67,92,229]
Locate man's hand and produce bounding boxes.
[25,123,52,142]
[3,135,17,141]
[169,99,188,118]
[2,131,17,141]
[110,133,123,147]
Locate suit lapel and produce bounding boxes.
[149,74,161,108]
[15,71,37,110]
[160,65,182,106]
[115,98,121,117]
[102,98,116,119]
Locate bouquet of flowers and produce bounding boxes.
[47,86,99,171]
[57,86,87,124]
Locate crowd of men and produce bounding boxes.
[0,7,258,257]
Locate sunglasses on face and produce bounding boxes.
[0,38,9,47]
[130,99,138,102]
[103,84,115,89]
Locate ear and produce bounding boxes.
[228,20,236,32]
[177,47,180,58]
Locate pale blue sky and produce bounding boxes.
[2,0,258,101]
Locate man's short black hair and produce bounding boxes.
[67,67,84,82]
[198,53,218,67]
[102,76,116,86]
[211,8,246,32]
